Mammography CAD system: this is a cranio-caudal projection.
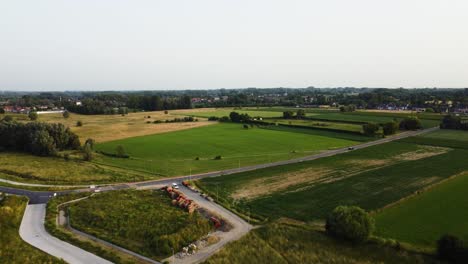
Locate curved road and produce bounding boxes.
[0,127,438,264]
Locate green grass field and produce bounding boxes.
[0,152,155,184]
[375,173,468,248]
[270,119,364,133]
[401,129,468,149]
[0,195,65,264]
[185,109,284,118]
[69,190,212,260]
[95,123,365,176]
[204,221,439,264]
[196,140,468,222]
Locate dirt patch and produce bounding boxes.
[395,146,449,161]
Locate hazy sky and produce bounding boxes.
[1,0,467,91]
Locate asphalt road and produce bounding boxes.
[19,203,112,264]
[0,127,439,264]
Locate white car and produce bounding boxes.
[172,183,179,189]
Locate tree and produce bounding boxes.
[340,105,356,112]
[116,145,126,157]
[440,115,461,129]
[84,138,95,150]
[76,120,83,127]
[28,111,38,121]
[296,109,306,119]
[437,234,468,263]
[283,111,294,119]
[82,144,93,161]
[425,107,435,113]
[326,206,375,242]
[63,111,70,118]
[399,117,422,130]
[229,112,240,122]
[362,123,379,136]
[0,107,4,114]
[30,130,56,156]
[118,107,128,115]
[382,121,398,135]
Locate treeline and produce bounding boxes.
[0,120,80,156]
[65,95,192,115]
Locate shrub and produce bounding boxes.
[2,115,13,122]
[116,145,126,157]
[76,120,83,127]
[214,155,222,160]
[208,116,219,121]
[219,116,230,122]
[63,153,70,161]
[63,111,70,119]
[437,234,468,263]
[164,110,168,114]
[243,124,249,129]
[382,121,398,135]
[326,206,374,242]
[362,123,379,136]
[28,111,38,121]
[399,117,422,130]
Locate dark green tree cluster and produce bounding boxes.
[399,117,423,130]
[437,234,468,263]
[339,105,356,112]
[0,120,80,156]
[382,121,399,135]
[326,206,375,243]
[362,123,380,136]
[229,112,251,123]
[440,115,468,130]
[282,109,306,119]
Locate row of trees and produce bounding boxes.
[65,95,192,115]
[282,109,306,119]
[362,117,422,137]
[0,120,80,156]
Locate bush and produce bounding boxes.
[28,111,38,121]
[208,116,219,121]
[63,111,70,119]
[362,123,379,136]
[399,117,422,130]
[326,206,374,242]
[219,116,230,122]
[76,120,83,127]
[116,145,126,157]
[243,124,249,129]
[382,121,398,135]
[214,155,222,160]
[437,234,468,263]
[2,115,13,122]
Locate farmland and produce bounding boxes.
[0,195,65,264]
[0,152,154,184]
[95,123,366,176]
[204,221,439,264]
[375,173,468,248]
[68,189,212,260]
[36,110,213,142]
[196,137,468,222]
[401,129,468,149]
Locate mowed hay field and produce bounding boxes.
[95,123,366,176]
[204,221,439,264]
[0,152,155,184]
[0,195,66,264]
[37,110,214,142]
[196,131,468,222]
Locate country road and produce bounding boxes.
[0,127,439,264]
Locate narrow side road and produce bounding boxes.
[162,186,252,264]
[19,204,112,264]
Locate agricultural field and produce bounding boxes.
[95,123,367,176]
[375,173,468,248]
[0,152,155,184]
[68,190,212,261]
[196,136,468,222]
[36,110,213,142]
[204,221,439,264]
[185,109,284,119]
[269,119,364,133]
[401,129,468,149]
[0,195,65,264]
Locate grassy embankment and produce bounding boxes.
[204,221,440,264]
[0,195,65,264]
[95,122,366,176]
[68,190,212,261]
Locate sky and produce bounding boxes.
[1,0,467,91]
